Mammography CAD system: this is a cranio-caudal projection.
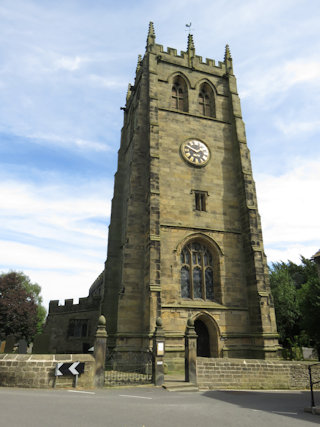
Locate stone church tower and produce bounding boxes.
[102,23,279,368]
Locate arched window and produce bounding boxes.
[180,242,214,300]
[198,83,215,117]
[171,76,188,112]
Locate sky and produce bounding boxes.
[0,0,320,310]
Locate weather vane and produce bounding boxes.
[185,22,193,34]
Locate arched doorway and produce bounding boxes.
[194,319,210,357]
[194,314,220,358]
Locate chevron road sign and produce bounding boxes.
[55,362,85,376]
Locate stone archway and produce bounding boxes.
[194,319,210,357]
[194,313,220,358]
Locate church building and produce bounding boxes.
[42,23,279,368]
[101,23,279,369]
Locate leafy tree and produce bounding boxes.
[10,272,47,334]
[298,276,320,359]
[269,256,320,360]
[0,271,46,342]
[269,262,301,346]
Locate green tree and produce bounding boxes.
[11,272,47,334]
[269,256,320,359]
[269,262,301,346]
[298,276,320,360]
[0,271,46,342]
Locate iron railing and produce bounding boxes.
[308,362,320,407]
[105,350,153,386]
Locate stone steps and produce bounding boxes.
[162,381,199,392]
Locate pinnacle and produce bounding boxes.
[146,21,156,48]
[187,33,195,51]
[136,54,142,72]
[224,44,232,61]
[148,21,155,37]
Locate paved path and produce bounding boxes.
[0,386,319,427]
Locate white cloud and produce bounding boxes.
[25,132,110,152]
[54,55,89,71]
[88,74,126,89]
[0,179,110,241]
[240,58,320,102]
[266,244,319,266]
[0,178,111,308]
[256,158,320,264]
[284,60,320,86]
[275,119,320,137]
[0,241,103,309]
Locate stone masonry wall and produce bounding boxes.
[0,354,95,389]
[197,358,320,390]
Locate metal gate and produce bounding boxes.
[105,350,153,386]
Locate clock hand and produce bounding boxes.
[186,144,201,153]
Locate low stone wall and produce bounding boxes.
[197,358,320,390]
[0,354,95,389]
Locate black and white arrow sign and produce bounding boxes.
[55,362,85,376]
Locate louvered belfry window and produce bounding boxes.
[198,83,215,117]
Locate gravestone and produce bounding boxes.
[18,338,28,354]
[302,347,318,360]
[32,333,50,354]
[4,335,16,353]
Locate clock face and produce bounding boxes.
[181,139,210,166]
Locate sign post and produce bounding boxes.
[54,362,85,388]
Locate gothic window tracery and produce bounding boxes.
[171,76,188,112]
[180,242,214,300]
[198,83,215,117]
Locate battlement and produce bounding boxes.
[146,44,226,77]
[126,24,232,108]
[49,295,101,314]
[152,43,225,72]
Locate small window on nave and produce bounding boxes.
[180,242,214,301]
[67,319,89,338]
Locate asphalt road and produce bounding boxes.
[0,386,319,427]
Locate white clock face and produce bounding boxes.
[181,139,210,166]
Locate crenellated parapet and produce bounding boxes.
[49,295,101,314]
[148,43,227,74]
[126,22,232,109]
[145,21,229,74]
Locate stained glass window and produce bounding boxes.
[181,266,191,298]
[180,242,214,300]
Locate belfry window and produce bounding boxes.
[194,191,207,211]
[180,242,214,300]
[198,83,215,117]
[172,84,184,110]
[171,76,188,112]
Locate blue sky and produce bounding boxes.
[1,0,320,309]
